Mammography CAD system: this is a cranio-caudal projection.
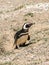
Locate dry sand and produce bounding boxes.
[0,0,49,65]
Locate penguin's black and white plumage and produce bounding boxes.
[13,22,34,49]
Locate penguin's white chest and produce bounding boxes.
[16,35,28,45]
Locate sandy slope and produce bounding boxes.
[0,0,49,65]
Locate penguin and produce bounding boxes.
[13,22,35,49]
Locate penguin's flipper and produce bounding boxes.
[14,30,22,44]
[28,35,30,40]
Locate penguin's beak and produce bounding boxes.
[28,22,35,27]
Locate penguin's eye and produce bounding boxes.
[26,25,29,28]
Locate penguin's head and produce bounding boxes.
[22,22,35,31]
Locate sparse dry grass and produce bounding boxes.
[0,62,12,65]
[14,5,24,11]
[24,13,33,17]
[0,0,49,65]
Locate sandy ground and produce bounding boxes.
[0,0,49,65]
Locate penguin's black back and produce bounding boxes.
[14,30,22,39]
